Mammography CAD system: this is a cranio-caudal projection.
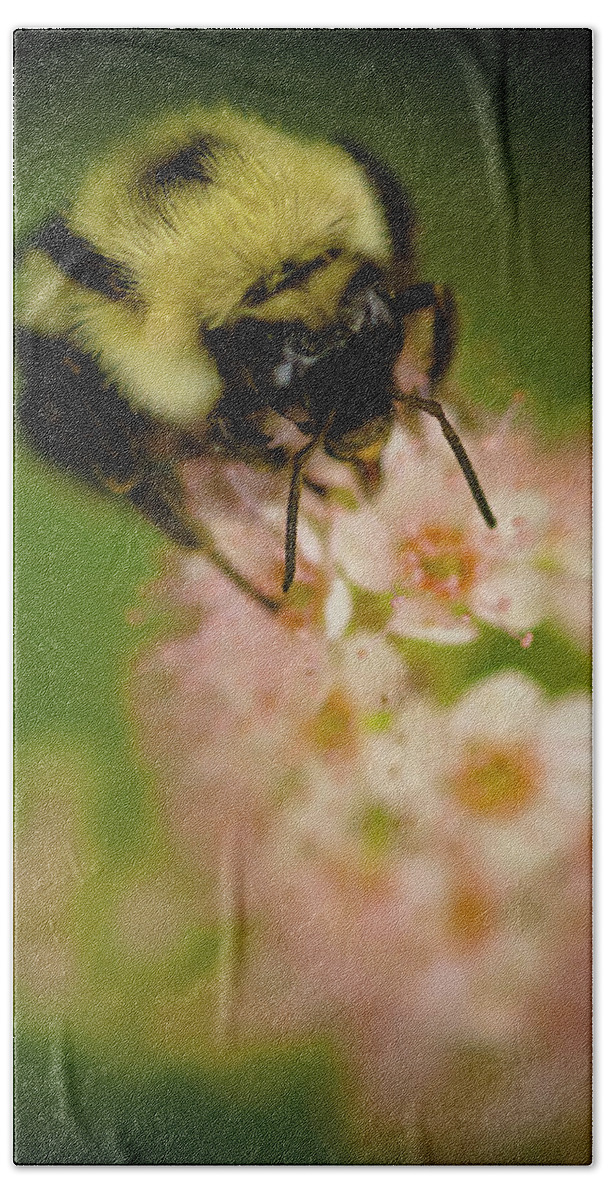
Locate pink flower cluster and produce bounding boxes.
[332,420,591,648]
[131,411,591,1158]
[175,410,590,650]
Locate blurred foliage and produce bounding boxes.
[14,1032,353,1165]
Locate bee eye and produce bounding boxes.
[271,331,322,390]
[293,330,318,356]
[341,261,383,299]
[205,319,317,394]
[272,360,295,389]
[362,288,394,327]
[339,272,395,336]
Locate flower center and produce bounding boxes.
[399,525,478,601]
[447,884,496,945]
[451,743,539,818]
[277,569,328,631]
[305,688,358,756]
[357,803,405,858]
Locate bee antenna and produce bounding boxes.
[283,419,334,592]
[409,395,497,529]
[283,457,303,593]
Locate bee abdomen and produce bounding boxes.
[16,330,202,548]
[17,330,150,485]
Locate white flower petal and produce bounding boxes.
[539,694,592,814]
[335,634,409,711]
[324,577,353,640]
[331,509,393,591]
[449,670,543,743]
[388,594,478,644]
[470,565,545,634]
[491,486,551,537]
[550,582,592,648]
[296,518,324,565]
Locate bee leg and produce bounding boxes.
[197,529,282,613]
[393,288,495,527]
[17,332,280,612]
[123,466,204,549]
[393,282,457,387]
[428,285,457,386]
[97,463,280,611]
[98,427,283,611]
[120,465,281,611]
[409,394,497,529]
[302,476,328,498]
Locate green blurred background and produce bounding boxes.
[14,29,591,1164]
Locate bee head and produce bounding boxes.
[206,262,403,454]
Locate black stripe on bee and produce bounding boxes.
[336,137,416,264]
[141,136,224,197]
[242,248,343,307]
[27,217,135,301]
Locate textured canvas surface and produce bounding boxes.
[14,28,591,1165]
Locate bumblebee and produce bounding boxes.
[16,108,496,606]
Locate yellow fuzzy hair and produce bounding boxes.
[17,108,392,424]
